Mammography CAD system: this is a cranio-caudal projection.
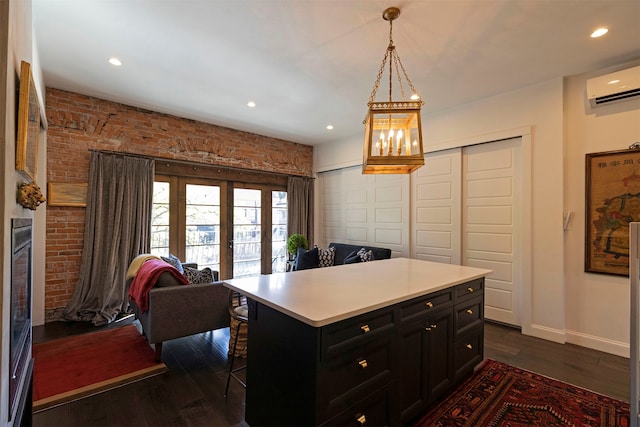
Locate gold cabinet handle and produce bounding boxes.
[467,287,474,293]
[361,324,370,333]
[425,324,437,331]
[466,309,473,315]
[466,344,473,350]
[426,301,434,308]
[358,359,368,369]
[356,414,367,425]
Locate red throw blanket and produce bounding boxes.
[128,259,189,313]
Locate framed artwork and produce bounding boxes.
[16,61,40,181]
[47,183,88,207]
[585,148,640,276]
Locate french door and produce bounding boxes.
[151,175,287,280]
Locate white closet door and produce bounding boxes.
[412,148,462,264]
[462,138,522,326]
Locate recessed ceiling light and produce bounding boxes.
[247,101,256,108]
[591,28,608,38]
[326,125,334,130]
[108,57,122,66]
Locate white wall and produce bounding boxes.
[1,0,47,424]
[564,61,640,357]
[316,166,410,257]
[316,77,570,349]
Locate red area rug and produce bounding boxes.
[33,324,167,412]
[413,359,630,427]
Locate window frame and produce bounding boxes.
[154,161,287,279]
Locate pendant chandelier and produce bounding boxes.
[362,6,425,174]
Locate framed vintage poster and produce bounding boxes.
[586,148,640,276]
[16,61,40,181]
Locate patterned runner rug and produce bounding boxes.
[413,359,629,427]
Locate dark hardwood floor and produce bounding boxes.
[32,318,629,426]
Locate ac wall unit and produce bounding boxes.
[587,65,640,108]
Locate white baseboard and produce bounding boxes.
[526,323,566,344]
[565,330,629,358]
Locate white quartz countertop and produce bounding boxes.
[223,257,491,327]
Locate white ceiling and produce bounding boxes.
[33,0,640,146]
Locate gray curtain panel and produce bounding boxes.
[63,152,155,326]
[287,176,314,246]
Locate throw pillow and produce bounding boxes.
[357,247,374,262]
[161,253,184,274]
[295,247,319,270]
[183,266,214,284]
[318,247,336,268]
[343,250,362,264]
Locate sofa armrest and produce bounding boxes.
[135,281,230,344]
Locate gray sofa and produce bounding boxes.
[129,265,230,361]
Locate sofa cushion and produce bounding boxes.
[296,247,319,270]
[183,266,214,284]
[318,246,336,268]
[161,253,184,274]
[343,250,362,264]
[329,243,392,264]
[357,248,375,262]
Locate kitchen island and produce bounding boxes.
[223,257,491,426]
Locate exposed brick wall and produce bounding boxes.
[45,88,313,318]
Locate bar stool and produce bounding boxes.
[224,289,248,398]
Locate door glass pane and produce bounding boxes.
[186,184,220,272]
[234,188,261,278]
[151,181,170,257]
[272,191,288,272]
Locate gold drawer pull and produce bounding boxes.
[356,414,367,425]
[358,359,368,369]
[361,324,370,333]
[426,301,434,308]
[425,324,437,331]
[467,287,474,293]
[466,344,473,350]
[466,309,473,315]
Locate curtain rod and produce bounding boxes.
[89,149,313,179]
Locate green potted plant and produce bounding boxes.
[286,234,309,259]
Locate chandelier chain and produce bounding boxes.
[368,47,391,104]
[394,49,420,96]
[368,13,420,104]
[393,52,407,101]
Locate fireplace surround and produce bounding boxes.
[9,218,33,424]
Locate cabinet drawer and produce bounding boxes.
[455,278,484,303]
[322,307,395,356]
[455,298,483,336]
[320,386,394,427]
[319,338,394,416]
[454,328,484,382]
[400,289,453,324]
